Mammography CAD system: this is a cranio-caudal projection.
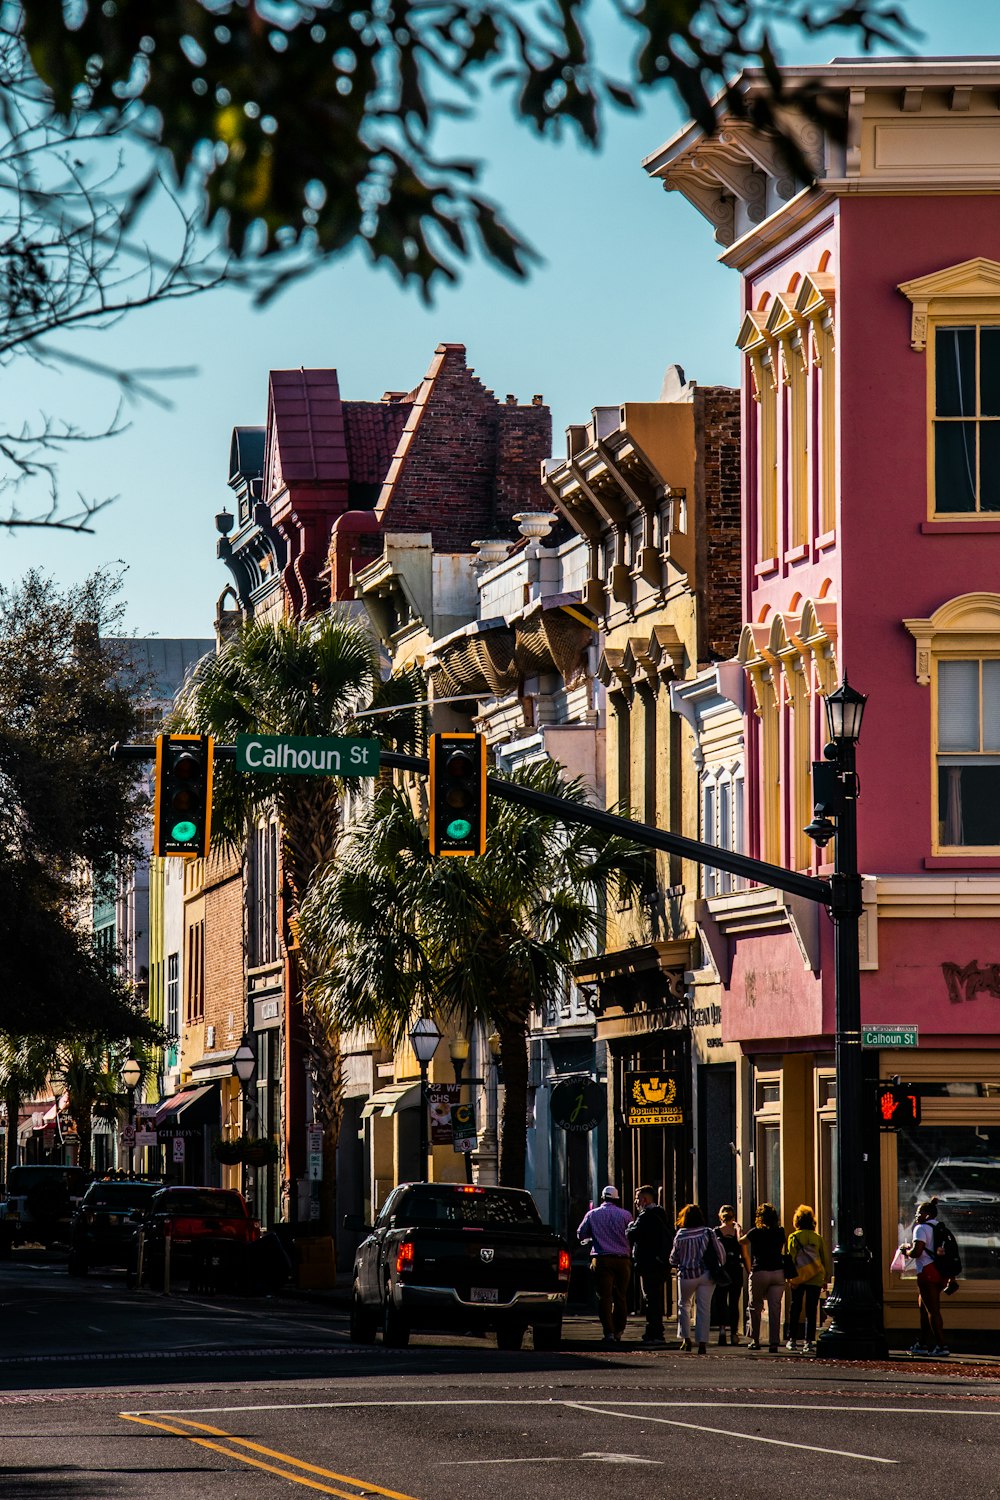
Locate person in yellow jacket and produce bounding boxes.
[784,1204,833,1351]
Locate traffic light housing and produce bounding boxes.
[876,1082,921,1130]
[429,732,486,857]
[154,734,214,858]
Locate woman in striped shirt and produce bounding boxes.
[669,1204,724,1354]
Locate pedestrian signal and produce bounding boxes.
[154,733,214,858]
[876,1082,921,1130]
[428,732,486,857]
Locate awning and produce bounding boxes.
[360,1082,421,1119]
[153,1083,218,1137]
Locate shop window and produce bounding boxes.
[757,1122,782,1211]
[933,325,1000,514]
[896,1125,1000,1279]
[936,657,1000,848]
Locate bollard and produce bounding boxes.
[163,1228,171,1296]
[135,1229,144,1290]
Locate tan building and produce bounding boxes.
[543,367,741,1214]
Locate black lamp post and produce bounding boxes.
[807,678,888,1361]
[449,1035,473,1184]
[232,1039,256,1200]
[122,1058,141,1176]
[409,1018,441,1183]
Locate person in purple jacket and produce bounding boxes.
[578,1185,634,1346]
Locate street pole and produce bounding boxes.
[816,733,888,1361]
[452,1049,473,1185]
[418,1059,430,1183]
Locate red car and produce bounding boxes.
[129,1186,260,1292]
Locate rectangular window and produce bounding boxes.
[896,1125,1000,1280]
[759,362,778,559]
[186,919,205,1024]
[250,821,280,967]
[166,952,179,1040]
[937,658,1000,847]
[933,325,1000,513]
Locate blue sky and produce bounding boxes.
[6,1,999,638]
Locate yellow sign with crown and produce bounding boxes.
[624,1071,684,1127]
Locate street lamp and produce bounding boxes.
[806,678,887,1361]
[449,1035,472,1184]
[409,1018,441,1183]
[232,1039,256,1199]
[122,1058,141,1177]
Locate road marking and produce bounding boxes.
[564,1402,897,1464]
[126,1395,1000,1418]
[441,1452,662,1465]
[120,1412,419,1499]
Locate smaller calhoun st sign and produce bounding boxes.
[235,734,380,777]
[861,1024,919,1049]
[624,1071,684,1128]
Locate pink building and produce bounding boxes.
[648,57,1000,1334]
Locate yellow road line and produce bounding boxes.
[119,1411,420,1499]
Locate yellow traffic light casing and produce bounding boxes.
[153,733,214,858]
[428,732,486,857]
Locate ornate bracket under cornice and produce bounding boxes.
[898,257,1000,351]
[697,886,820,987]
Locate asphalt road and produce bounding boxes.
[4,1254,1000,1498]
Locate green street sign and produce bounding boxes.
[862,1024,919,1049]
[235,734,380,777]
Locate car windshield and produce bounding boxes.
[85,1184,162,1209]
[921,1163,1000,1197]
[151,1190,247,1217]
[398,1188,541,1230]
[8,1167,88,1194]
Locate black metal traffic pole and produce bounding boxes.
[418,1060,430,1184]
[816,733,888,1361]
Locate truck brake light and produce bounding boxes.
[396,1240,416,1274]
[558,1249,571,1276]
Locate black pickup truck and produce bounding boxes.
[349,1182,570,1350]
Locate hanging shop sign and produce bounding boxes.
[550,1076,604,1133]
[624,1071,684,1128]
[428,1084,461,1145]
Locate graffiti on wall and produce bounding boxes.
[942,961,1000,1006]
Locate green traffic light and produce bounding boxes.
[446,818,472,840]
[171,820,198,842]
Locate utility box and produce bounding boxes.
[295,1234,336,1289]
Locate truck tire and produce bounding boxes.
[382,1295,410,1349]
[532,1321,562,1351]
[496,1321,526,1351]
[350,1285,378,1344]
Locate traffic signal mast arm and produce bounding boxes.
[381,750,833,907]
[112,742,833,904]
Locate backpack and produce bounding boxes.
[793,1238,824,1283]
[931,1219,962,1280]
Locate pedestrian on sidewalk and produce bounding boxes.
[669,1203,722,1354]
[578,1185,633,1346]
[740,1202,787,1352]
[712,1204,743,1346]
[627,1184,672,1346]
[902,1196,955,1357]
[784,1204,832,1351]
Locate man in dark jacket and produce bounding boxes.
[627,1184,672,1345]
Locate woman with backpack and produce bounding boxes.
[904,1196,959,1357]
[784,1204,832,1352]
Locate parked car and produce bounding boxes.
[68,1178,164,1275]
[914,1156,1000,1273]
[0,1165,91,1254]
[350,1182,571,1350]
[128,1185,260,1291]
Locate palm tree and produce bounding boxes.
[298,760,644,1188]
[54,1040,125,1172]
[173,612,422,1218]
[0,1037,54,1179]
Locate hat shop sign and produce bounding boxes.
[624,1071,684,1128]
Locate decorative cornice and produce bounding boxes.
[904,591,1000,685]
[898,257,1000,351]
